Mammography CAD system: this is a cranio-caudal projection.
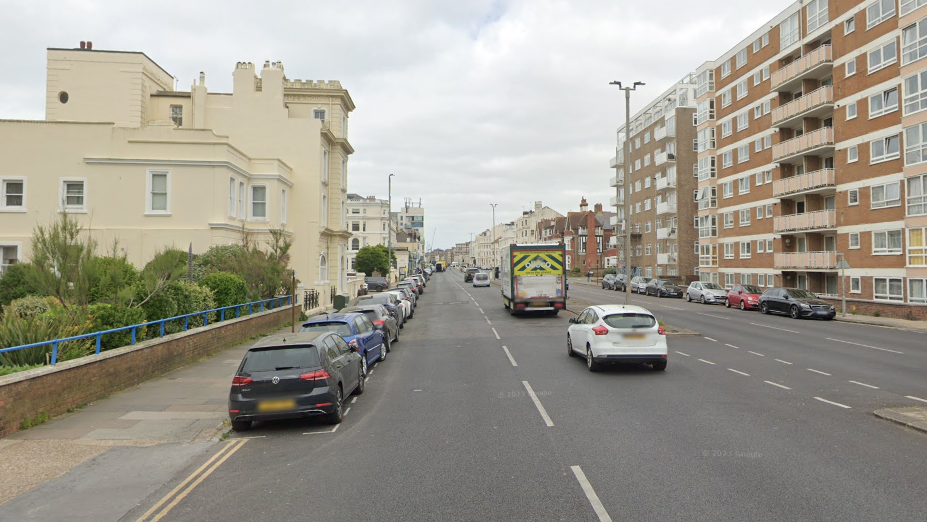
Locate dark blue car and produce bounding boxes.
[300,312,387,376]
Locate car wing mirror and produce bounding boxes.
[568,318,577,324]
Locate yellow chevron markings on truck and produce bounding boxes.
[513,252,563,276]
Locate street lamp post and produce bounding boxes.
[490,203,498,274]
[388,173,394,282]
[610,80,644,305]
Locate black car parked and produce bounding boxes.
[364,277,389,292]
[758,287,836,320]
[341,304,399,344]
[602,274,618,290]
[645,279,685,298]
[228,332,363,431]
[464,268,479,283]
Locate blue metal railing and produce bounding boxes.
[0,295,293,366]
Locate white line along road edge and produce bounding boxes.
[522,381,554,427]
[570,466,614,522]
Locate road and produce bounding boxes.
[127,271,927,522]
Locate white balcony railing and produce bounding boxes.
[609,195,625,207]
[657,253,678,265]
[654,151,675,166]
[654,126,667,141]
[656,177,676,191]
[609,175,624,187]
[774,209,836,233]
[772,127,834,162]
[656,227,676,240]
[771,45,833,90]
[609,236,618,247]
[771,86,834,125]
[774,251,838,269]
[657,201,677,215]
[772,168,835,197]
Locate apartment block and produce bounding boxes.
[345,194,390,270]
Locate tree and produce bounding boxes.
[0,263,41,313]
[134,248,188,308]
[354,245,397,276]
[27,213,98,310]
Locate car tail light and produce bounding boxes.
[348,339,359,349]
[515,303,526,309]
[373,319,385,327]
[299,369,331,381]
[231,376,253,386]
[592,325,609,335]
[553,302,564,308]
[658,327,666,335]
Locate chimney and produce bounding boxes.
[579,197,589,212]
[87,41,93,50]
[80,41,86,49]
[594,203,603,213]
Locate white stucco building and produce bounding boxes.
[345,194,390,270]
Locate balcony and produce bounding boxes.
[771,86,834,127]
[657,227,676,240]
[772,127,835,164]
[609,236,618,247]
[657,253,678,265]
[609,195,625,207]
[656,176,676,191]
[771,45,833,92]
[773,168,836,198]
[657,201,677,215]
[774,251,837,270]
[774,209,836,233]
[609,152,624,168]
[654,125,675,141]
[654,151,676,166]
[609,175,624,188]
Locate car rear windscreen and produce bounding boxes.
[300,322,354,337]
[242,347,320,372]
[603,313,657,329]
[475,274,489,280]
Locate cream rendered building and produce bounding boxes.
[345,194,390,271]
[0,45,356,301]
[514,202,563,245]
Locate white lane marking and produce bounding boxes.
[522,381,554,427]
[675,351,690,357]
[331,423,340,432]
[750,322,800,334]
[906,396,927,404]
[724,343,740,349]
[814,397,852,409]
[365,377,370,382]
[656,304,683,310]
[502,345,518,367]
[486,318,492,325]
[492,328,501,340]
[697,359,716,365]
[570,466,613,522]
[774,359,793,365]
[343,407,351,416]
[351,397,358,404]
[849,380,879,389]
[825,337,904,354]
[304,428,338,435]
[728,368,750,376]
[748,351,765,357]
[807,368,831,376]
[697,312,731,321]
[412,389,422,392]
[368,369,375,376]
[703,337,718,342]
[765,381,792,390]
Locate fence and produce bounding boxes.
[0,295,292,366]
[304,289,320,310]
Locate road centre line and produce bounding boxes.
[703,337,718,342]
[728,368,750,376]
[522,381,554,427]
[807,368,831,376]
[849,380,879,389]
[570,466,613,522]
[492,327,501,340]
[748,351,765,357]
[486,318,492,325]
[724,344,740,349]
[502,345,518,367]
[343,407,352,416]
[750,323,800,334]
[814,397,852,409]
[698,359,716,365]
[765,381,792,390]
[351,397,358,404]
[675,351,691,356]
[775,359,793,365]
[697,312,731,321]
[906,396,927,404]
[825,337,903,354]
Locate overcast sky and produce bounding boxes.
[0,0,794,250]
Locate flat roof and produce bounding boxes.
[47,47,173,82]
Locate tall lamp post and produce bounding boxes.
[388,173,395,282]
[490,203,498,272]
[610,80,644,305]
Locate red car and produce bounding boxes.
[725,284,763,310]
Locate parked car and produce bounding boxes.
[464,268,479,283]
[645,279,685,298]
[300,312,387,376]
[567,304,667,371]
[395,282,419,304]
[357,292,404,323]
[228,332,363,431]
[385,290,414,321]
[602,274,618,290]
[759,287,836,320]
[404,277,424,295]
[473,272,491,287]
[630,276,652,294]
[725,284,764,310]
[685,281,728,304]
[364,277,389,292]
[613,274,628,291]
[341,304,399,344]
[413,274,426,288]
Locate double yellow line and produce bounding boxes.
[135,438,248,522]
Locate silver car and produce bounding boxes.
[686,281,728,304]
[630,276,652,294]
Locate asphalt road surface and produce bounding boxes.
[126,271,927,522]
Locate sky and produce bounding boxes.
[0,0,795,250]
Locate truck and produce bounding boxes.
[500,243,567,315]
[435,261,445,272]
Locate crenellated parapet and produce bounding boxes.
[284,79,344,90]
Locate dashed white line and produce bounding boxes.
[750,323,800,334]
[675,351,691,357]
[807,368,831,376]
[351,397,358,404]
[825,337,903,354]
[774,359,793,365]
[502,345,518,367]
[697,359,716,365]
[304,427,338,435]
[331,423,340,432]
[492,327,500,340]
[906,396,927,404]
[697,312,731,321]
[522,381,554,427]
[343,407,351,416]
[368,369,375,376]
[486,317,492,325]
[659,305,683,310]
[764,381,792,390]
[748,351,765,357]
[728,368,750,376]
[849,380,879,389]
[724,343,740,349]
[703,337,718,342]
[570,466,613,522]
[814,397,852,409]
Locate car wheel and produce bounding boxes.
[739,301,746,311]
[361,356,368,378]
[760,302,769,314]
[231,419,251,432]
[699,295,706,304]
[686,293,692,302]
[393,329,399,343]
[652,360,667,371]
[724,298,731,308]
[327,386,344,425]
[567,334,576,357]
[353,364,365,395]
[789,305,801,319]
[380,339,390,360]
[586,345,601,372]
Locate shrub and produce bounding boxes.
[87,256,140,305]
[0,308,94,366]
[145,281,216,337]
[199,272,247,309]
[90,303,148,350]
[0,263,42,313]
[603,267,617,275]
[4,295,56,320]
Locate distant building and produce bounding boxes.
[345,194,390,271]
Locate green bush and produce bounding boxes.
[147,281,216,336]
[603,267,617,275]
[0,363,42,377]
[198,244,288,300]
[4,295,56,320]
[199,272,247,309]
[90,303,148,350]
[87,256,140,305]
[0,263,42,313]
[0,308,94,367]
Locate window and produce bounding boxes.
[904,19,927,66]
[868,41,897,73]
[645,221,652,233]
[845,17,856,35]
[697,156,717,180]
[722,151,733,168]
[698,127,716,152]
[757,206,764,219]
[846,59,857,77]
[872,181,902,208]
[351,238,360,251]
[281,189,287,224]
[807,0,829,32]
[147,171,169,214]
[644,131,651,143]
[721,90,732,107]
[736,80,748,100]
[753,72,761,86]
[873,277,903,301]
[757,240,765,253]
[319,254,328,281]
[762,33,769,47]
[781,13,800,48]
[59,179,85,212]
[724,242,735,259]
[904,71,927,115]
[249,185,267,220]
[342,159,347,186]
[766,239,774,252]
[847,102,858,120]
[763,66,770,80]
[1,178,25,210]
[635,159,641,170]
[721,120,732,137]
[871,135,901,163]
[909,228,927,264]
[905,123,927,165]
[170,105,183,127]
[849,188,860,206]
[755,138,763,153]
[644,199,652,211]
[644,154,651,167]
[848,145,859,163]
[847,276,861,294]
[313,108,326,123]
[765,171,772,184]
[740,241,752,258]
[635,137,641,149]
[867,0,896,30]
[321,148,329,182]
[908,174,927,214]
[723,212,734,228]
[722,181,734,198]
[754,105,762,119]
[721,60,731,78]
[756,171,764,185]
[737,145,750,164]
[322,194,328,227]
[644,176,651,188]
[903,0,927,16]
[763,100,771,114]
[764,135,772,149]
[736,49,747,69]
[911,278,927,303]
[737,112,748,131]
[873,230,903,254]
[645,244,652,255]
[228,178,236,216]
[739,209,751,226]
[849,232,861,249]
[753,39,761,53]
[238,181,245,219]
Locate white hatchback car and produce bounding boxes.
[472,272,491,287]
[567,304,668,372]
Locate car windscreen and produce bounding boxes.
[242,347,320,372]
[603,313,657,329]
[475,274,489,280]
[702,283,723,290]
[787,289,817,299]
[361,294,391,304]
[742,285,763,294]
[299,322,353,337]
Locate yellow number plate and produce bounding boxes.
[257,399,296,412]
[623,333,646,340]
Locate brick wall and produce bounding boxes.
[0,305,294,438]
[818,297,927,321]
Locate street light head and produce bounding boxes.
[609,80,622,88]
[634,81,645,87]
